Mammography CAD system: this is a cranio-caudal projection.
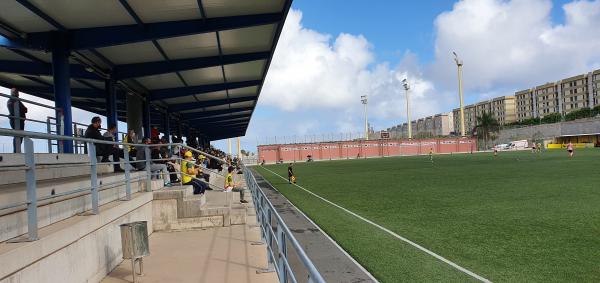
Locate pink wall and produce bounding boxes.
[258,138,477,164]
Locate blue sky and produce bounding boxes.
[211,0,600,153]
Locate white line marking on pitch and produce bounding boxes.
[259,166,492,283]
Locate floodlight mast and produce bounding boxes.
[402,79,412,139]
[361,95,368,140]
[453,51,466,137]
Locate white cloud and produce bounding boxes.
[259,9,444,128]
[429,0,600,91]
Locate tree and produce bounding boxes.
[474,111,500,150]
[240,149,248,156]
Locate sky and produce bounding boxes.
[212,0,600,153]
[2,0,600,154]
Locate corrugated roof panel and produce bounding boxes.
[126,0,200,24]
[0,2,55,32]
[136,73,185,90]
[24,50,52,63]
[158,33,219,60]
[223,60,266,82]
[219,24,276,55]
[179,66,224,85]
[28,0,135,29]
[0,48,30,61]
[203,0,284,18]
[202,104,230,111]
[162,95,198,105]
[228,86,258,97]
[77,79,105,90]
[97,42,164,65]
[195,90,228,102]
[0,73,46,86]
[227,100,256,109]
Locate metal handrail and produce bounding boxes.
[0,92,61,110]
[243,165,326,283]
[0,127,236,243]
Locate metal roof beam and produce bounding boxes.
[150,79,259,100]
[187,114,250,124]
[16,86,105,99]
[24,13,282,51]
[0,60,102,80]
[113,51,268,79]
[169,96,255,112]
[181,107,253,119]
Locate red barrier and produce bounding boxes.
[257,138,477,164]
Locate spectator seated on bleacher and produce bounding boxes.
[136,137,171,187]
[181,151,208,195]
[84,117,124,172]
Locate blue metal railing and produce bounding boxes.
[0,128,227,242]
[243,165,325,283]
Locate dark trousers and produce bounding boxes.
[96,144,123,169]
[10,120,24,153]
[184,179,208,195]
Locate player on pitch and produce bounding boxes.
[288,163,296,184]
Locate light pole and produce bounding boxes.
[453,51,466,137]
[402,78,412,139]
[361,95,369,140]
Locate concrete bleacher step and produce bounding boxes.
[0,170,149,242]
[152,183,252,231]
[0,153,115,186]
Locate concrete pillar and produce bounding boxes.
[164,112,171,143]
[142,98,151,138]
[126,93,143,139]
[52,39,73,153]
[105,79,118,140]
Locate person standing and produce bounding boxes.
[288,163,296,184]
[7,88,27,153]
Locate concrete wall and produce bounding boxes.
[0,172,148,242]
[0,192,153,283]
[495,117,600,144]
[258,138,477,163]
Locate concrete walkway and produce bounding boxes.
[102,224,277,283]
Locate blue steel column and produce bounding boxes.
[142,98,151,138]
[52,40,73,153]
[105,79,118,140]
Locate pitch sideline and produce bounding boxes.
[259,165,492,283]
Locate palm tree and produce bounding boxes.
[474,111,500,150]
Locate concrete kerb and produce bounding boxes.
[259,166,492,283]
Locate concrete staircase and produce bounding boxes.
[152,180,253,231]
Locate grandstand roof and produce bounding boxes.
[0,0,292,140]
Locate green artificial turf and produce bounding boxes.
[254,149,600,283]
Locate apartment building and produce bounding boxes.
[388,112,455,138]
[491,96,517,125]
[433,112,454,136]
[515,68,600,121]
[515,89,536,121]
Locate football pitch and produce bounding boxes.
[253,149,600,282]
